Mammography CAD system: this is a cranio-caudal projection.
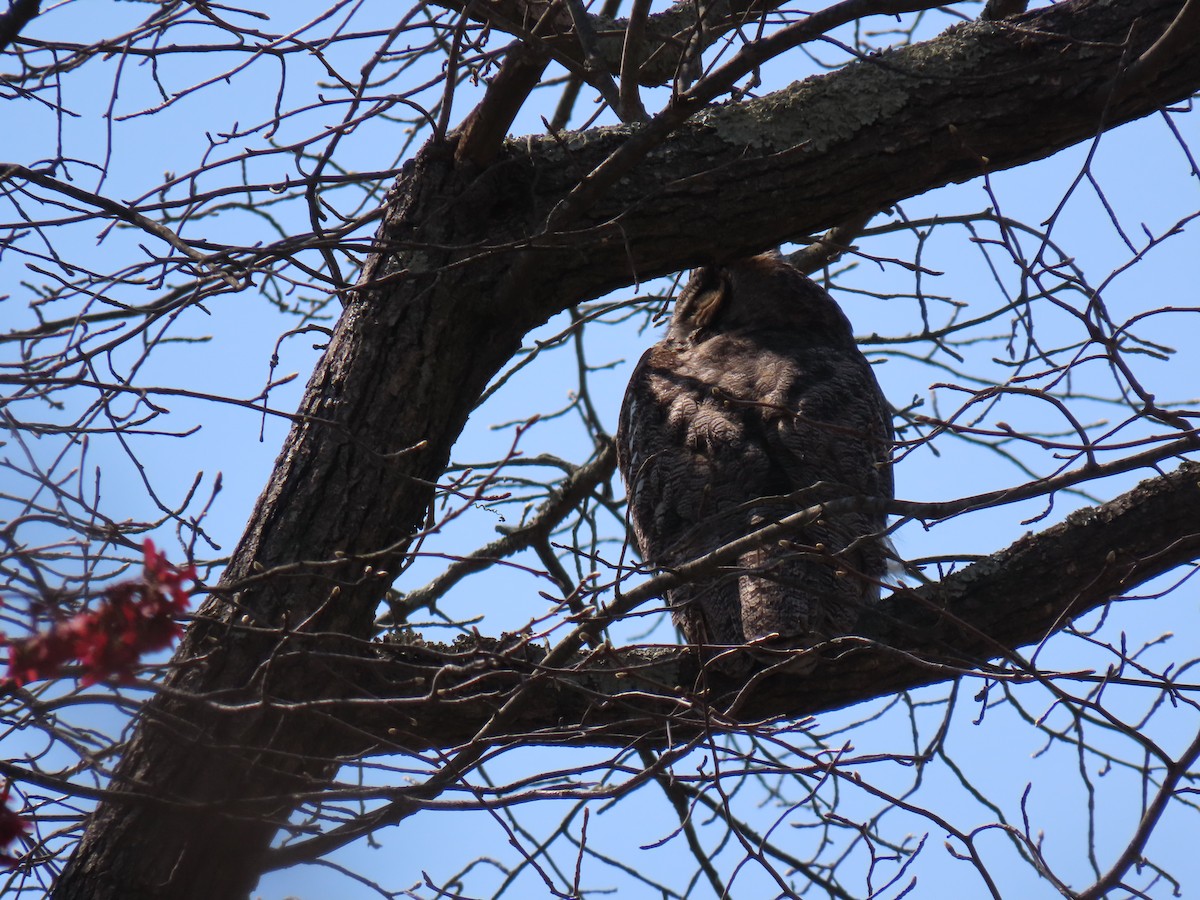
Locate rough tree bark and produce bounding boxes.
[53,0,1200,895]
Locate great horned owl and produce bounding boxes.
[616,253,893,664]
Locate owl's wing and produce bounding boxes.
[616,344,768,646]
[765,345,893,502]
[736,342,893,639]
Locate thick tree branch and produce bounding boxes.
[454,43,550,167]
[418,0,1200,317]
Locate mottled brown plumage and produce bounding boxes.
[616,253,893,663]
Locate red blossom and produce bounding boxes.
[3,540,195,687]
[0,781,28,870]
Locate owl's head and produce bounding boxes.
[667,252,857,345]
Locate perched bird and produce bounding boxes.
[616,253,893,667]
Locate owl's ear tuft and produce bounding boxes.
[676,266,730,329]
